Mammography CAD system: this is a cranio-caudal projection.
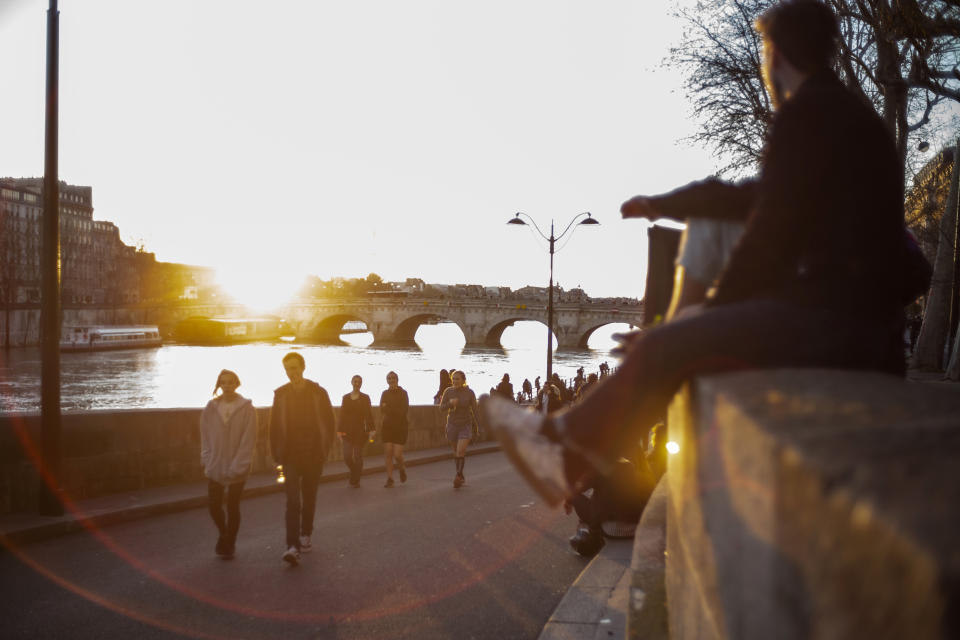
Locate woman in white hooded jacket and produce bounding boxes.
[200,369,257,558]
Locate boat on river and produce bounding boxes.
[61,326,163,352]
[173,316,294,345]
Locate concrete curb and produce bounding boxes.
[0,444,501,546]
[539,538,633,640]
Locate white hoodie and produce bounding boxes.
[199,395,257,485]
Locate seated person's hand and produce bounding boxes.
[621,196,658,219]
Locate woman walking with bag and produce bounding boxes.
[439,370,478,489]
[337,374,375,488]
[200,369,257,558]
[380,371,410,488]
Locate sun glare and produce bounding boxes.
[216,267,301,313]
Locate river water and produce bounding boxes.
[0,322,630,413]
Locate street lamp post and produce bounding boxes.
[39,0,63,516]
[507,212,599,398]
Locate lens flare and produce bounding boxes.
[666,441,680,455]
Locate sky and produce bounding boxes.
[0,0,716,307]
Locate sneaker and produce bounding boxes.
[601,520,638,539]
[480,396,570,507]
[282,545,300,566]
[398,464,407,483]
[300,535,312,552]
[384,478,394,488]
[569,525,605,557]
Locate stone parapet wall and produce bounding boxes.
[663,370,960,640]
[0,405,468,514]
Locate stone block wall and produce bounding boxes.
[0,404,473,514]
[664,370,960,640]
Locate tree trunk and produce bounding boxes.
[943,145,960,380]
[911,144,960,371]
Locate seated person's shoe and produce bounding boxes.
[480,396,570,507]
[569,525,605,557]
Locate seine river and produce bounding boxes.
[0,322,629,413]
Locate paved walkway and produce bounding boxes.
[0,442,500,545]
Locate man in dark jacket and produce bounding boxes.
[270,352,335,565]
[483,0,911,506]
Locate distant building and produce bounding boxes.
[0,178,146,305]
[905,146,956,267]
[0,177,212,307]
[514,285,548,301]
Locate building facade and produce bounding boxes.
[0,178,160,307]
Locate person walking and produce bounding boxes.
[433,369,452,405]
[522,378,533,402]
[200,369,257,559]
[269,352,335,566]
[337,374,375,488]
[439,370,478,488]
[380,371,410,488]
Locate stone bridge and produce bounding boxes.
[279,298,643,350]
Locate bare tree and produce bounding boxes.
[669,0,960,174]
[669,0,773,176]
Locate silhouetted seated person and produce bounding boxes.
[565,427,666,557]
[482,0,920,507]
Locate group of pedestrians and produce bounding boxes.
[199,353,414,566]
[488,367,605,411]
[201,356,487,566]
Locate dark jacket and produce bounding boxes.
[649,70,906,316]
[380,387,409,429]
[439,386,478,427]
[269,380,335,469]
[337,392,375,445]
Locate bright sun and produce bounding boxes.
[215,267,302,313]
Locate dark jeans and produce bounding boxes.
[563,299,904,465]
[571,459,654,527]
[283,461,322,549]
[342,440,365,484]
[208,479,245,545]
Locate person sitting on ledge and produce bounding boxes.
[481,0,916,507]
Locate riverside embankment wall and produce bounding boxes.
[0,405,470,515]
[628,370,960,640]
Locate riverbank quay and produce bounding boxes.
[0,405,481,516]
[622,369,960,640]
[0,442,500,546]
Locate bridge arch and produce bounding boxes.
[571,321,639,350]
[301,313,372,344]
[485,317,555,349]
[378,312,459,346]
